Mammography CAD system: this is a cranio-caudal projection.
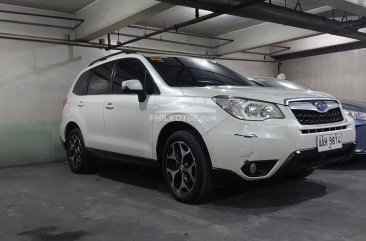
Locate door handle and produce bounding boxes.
[77,101,84,107]
[105,102,114,110]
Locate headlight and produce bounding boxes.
[343,109,366,121]
[212,96,284,121]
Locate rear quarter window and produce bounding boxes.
[86,62,115,95]
[73,71,91,95]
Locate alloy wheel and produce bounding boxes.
[166,141,196,194]
[68,135,82,169]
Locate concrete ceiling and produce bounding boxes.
[137,0,326,36]
[137,6,261,36]
[0,0,96,14]
[1,0,365,56]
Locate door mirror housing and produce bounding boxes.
[121,79,143,91]
[121,79,146,102]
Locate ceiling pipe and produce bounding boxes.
[274,41,366,61]
[111,32,229,49]
[0,9,84,29]
[158,0,366,41]
[0,9,84,22]
[341,17,366,29]
[0,32,275,64]
[105,0,264,51]
[127,24,234,42]
[0,18,75,30]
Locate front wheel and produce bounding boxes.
[162,130,215,203]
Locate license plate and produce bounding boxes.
[317,133,342,152]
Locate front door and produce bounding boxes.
[104,58,158,159]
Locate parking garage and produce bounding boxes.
[0,0,366,240]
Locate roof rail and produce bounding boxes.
[89,51,123,66]
[88,50,138,66]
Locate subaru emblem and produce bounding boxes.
[313,101,328,112]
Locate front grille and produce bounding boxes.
[292,108,344,125]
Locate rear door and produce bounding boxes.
[78,62,115,150]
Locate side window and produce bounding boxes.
[86,62,115,95]
[112,58,157,94]
[73,71,91,95]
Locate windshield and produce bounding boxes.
[251,78,312,91]
[147,56,254,87]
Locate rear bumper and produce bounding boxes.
[60,136,66,150]
[274,142,356,177]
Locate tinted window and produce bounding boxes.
[86,62,115,95]
[148,57,254,87]
[112,58,157,94]
[73,71,91,95]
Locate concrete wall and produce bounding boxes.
[0,40,109,168]
[0,4,109,168]
[280,48,366,102]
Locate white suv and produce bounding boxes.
[60,54,356,203]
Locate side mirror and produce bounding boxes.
[121,79,146,102]
[121,79,143,91]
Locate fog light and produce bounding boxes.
[241,160,278,177]
[249,163,257,174]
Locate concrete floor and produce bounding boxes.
[1,159,366,241]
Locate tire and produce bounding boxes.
[66,129,94,174]
[162,130,215,203]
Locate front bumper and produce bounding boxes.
[274,142,355,177]
[203,116,356,181]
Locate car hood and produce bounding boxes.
[341,99,366,112]
[181,86,335,105]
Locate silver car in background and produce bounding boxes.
[249,77,366,156]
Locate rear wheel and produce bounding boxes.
[66,129,94,174]
[162,130,215,203]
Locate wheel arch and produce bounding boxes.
[156,121,212,168]
[65,121,81,140]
